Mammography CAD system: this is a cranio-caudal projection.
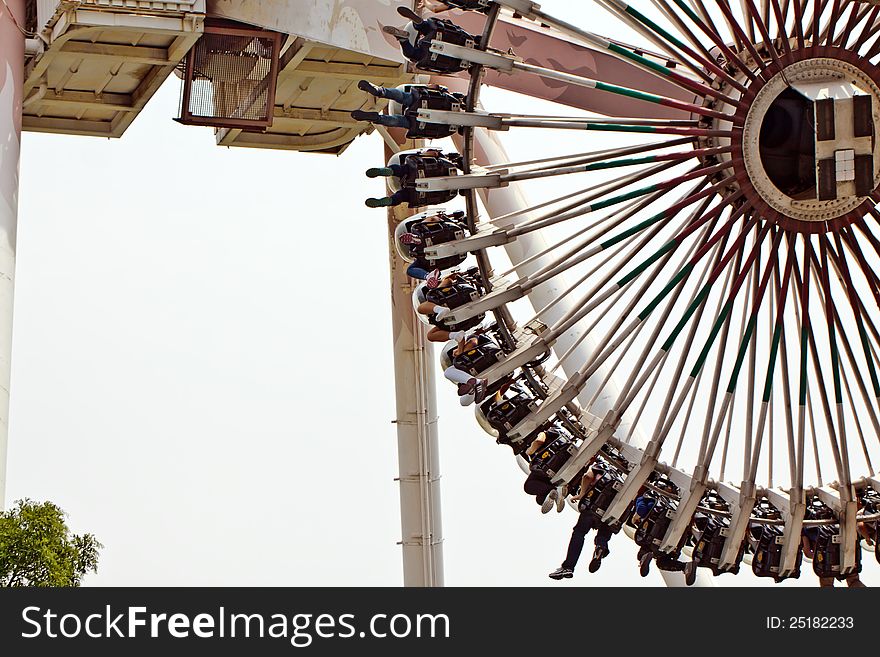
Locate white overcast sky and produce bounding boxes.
[7,0,879,588]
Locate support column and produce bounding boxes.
[0,0,25,509]
[386,143,444,587]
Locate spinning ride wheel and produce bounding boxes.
[385,0,880,583]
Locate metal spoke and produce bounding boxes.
[425,0,880,583]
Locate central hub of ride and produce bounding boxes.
[728,52,880,232]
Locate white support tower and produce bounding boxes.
[0,0,24,510]
[386,140,444,587]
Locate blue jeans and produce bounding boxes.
[407,264,431,280]
[374,114,412,129]
[374,87,416,107]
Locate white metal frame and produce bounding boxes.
[0,0,24,510]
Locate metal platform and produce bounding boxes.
[24,0,205,137]
[215,37,409,154]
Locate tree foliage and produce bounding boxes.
[0,499,102,587]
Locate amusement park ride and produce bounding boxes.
[3,0,880,587]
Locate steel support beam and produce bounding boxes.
[386,138,444,587]
[0,0,24,509]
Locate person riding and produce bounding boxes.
[383,7,481,72]
[351,81,466,138]
[441,336,488,406]
[364,148,463,209]
[632,489,686,576]
[548,463,614,580]
[396,209,468,287]
[801,502,869,588]
[413,273,481,343]
[522,430,567,514]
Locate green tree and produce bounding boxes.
[0,499,102,587]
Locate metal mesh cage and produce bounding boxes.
[178,26,282,129]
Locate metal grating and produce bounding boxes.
[178,26,282,130]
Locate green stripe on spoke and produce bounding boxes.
[689,298,735,376]
[761,324,784,402]
[595,81,663,104]
[607,43,672,76]
[616,241,676,287]
[856,320,880,397]
[590,184,660,212]
[660,282,714,351]
[798,327,809,406]
[583,154,659,171]
[585,123,659,134]
[725,314,759,394]
[624,5,691,52]
[671,0,704,26]
[828,321,843,405]
[600,209,667,250]
[637,263,695,320]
